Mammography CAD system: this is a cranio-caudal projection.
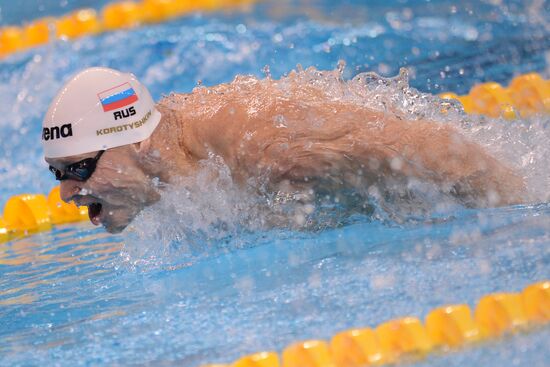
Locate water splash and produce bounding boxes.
[119,155,264,269]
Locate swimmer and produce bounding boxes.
[43,67,526,233]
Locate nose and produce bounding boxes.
[59,180,82,203]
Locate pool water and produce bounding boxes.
[1,0,549,365]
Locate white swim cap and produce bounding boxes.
[42,67,161,158]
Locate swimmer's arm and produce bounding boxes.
[253,107,526,206]
[256,98,527,206]
[376,119,526,206]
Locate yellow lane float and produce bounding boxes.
[440,73,549,118]
[3,194,51,234]
[47,186,88,224]
[522,281,550,323]
[0,27,26,56]
[102,1,143,30]
[24,19,51,47]
[475,293,528,337]
[375,317,432,361]
[425,304,480,348]
[330,327,387,366]
[282,340,335,367]
[469,82,516,119]
[0,186,88,243]
[508,73,550,115]
[233,351,280,367]
[55,9,102,39]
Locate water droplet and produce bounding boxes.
[236,24,247,34]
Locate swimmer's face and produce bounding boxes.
[46,145,160,233]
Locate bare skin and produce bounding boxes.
[46,74,526,233]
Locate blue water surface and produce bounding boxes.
[0,0,549,366]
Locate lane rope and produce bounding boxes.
[200,281,550,367]
[0,0,256,58]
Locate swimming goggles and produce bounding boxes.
[49,150,105,181]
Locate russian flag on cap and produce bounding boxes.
[98,82,139,112]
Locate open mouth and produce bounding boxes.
[87,203,103,226]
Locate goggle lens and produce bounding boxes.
[48,151,104,182]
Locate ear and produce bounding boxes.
[133,136,152,155]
